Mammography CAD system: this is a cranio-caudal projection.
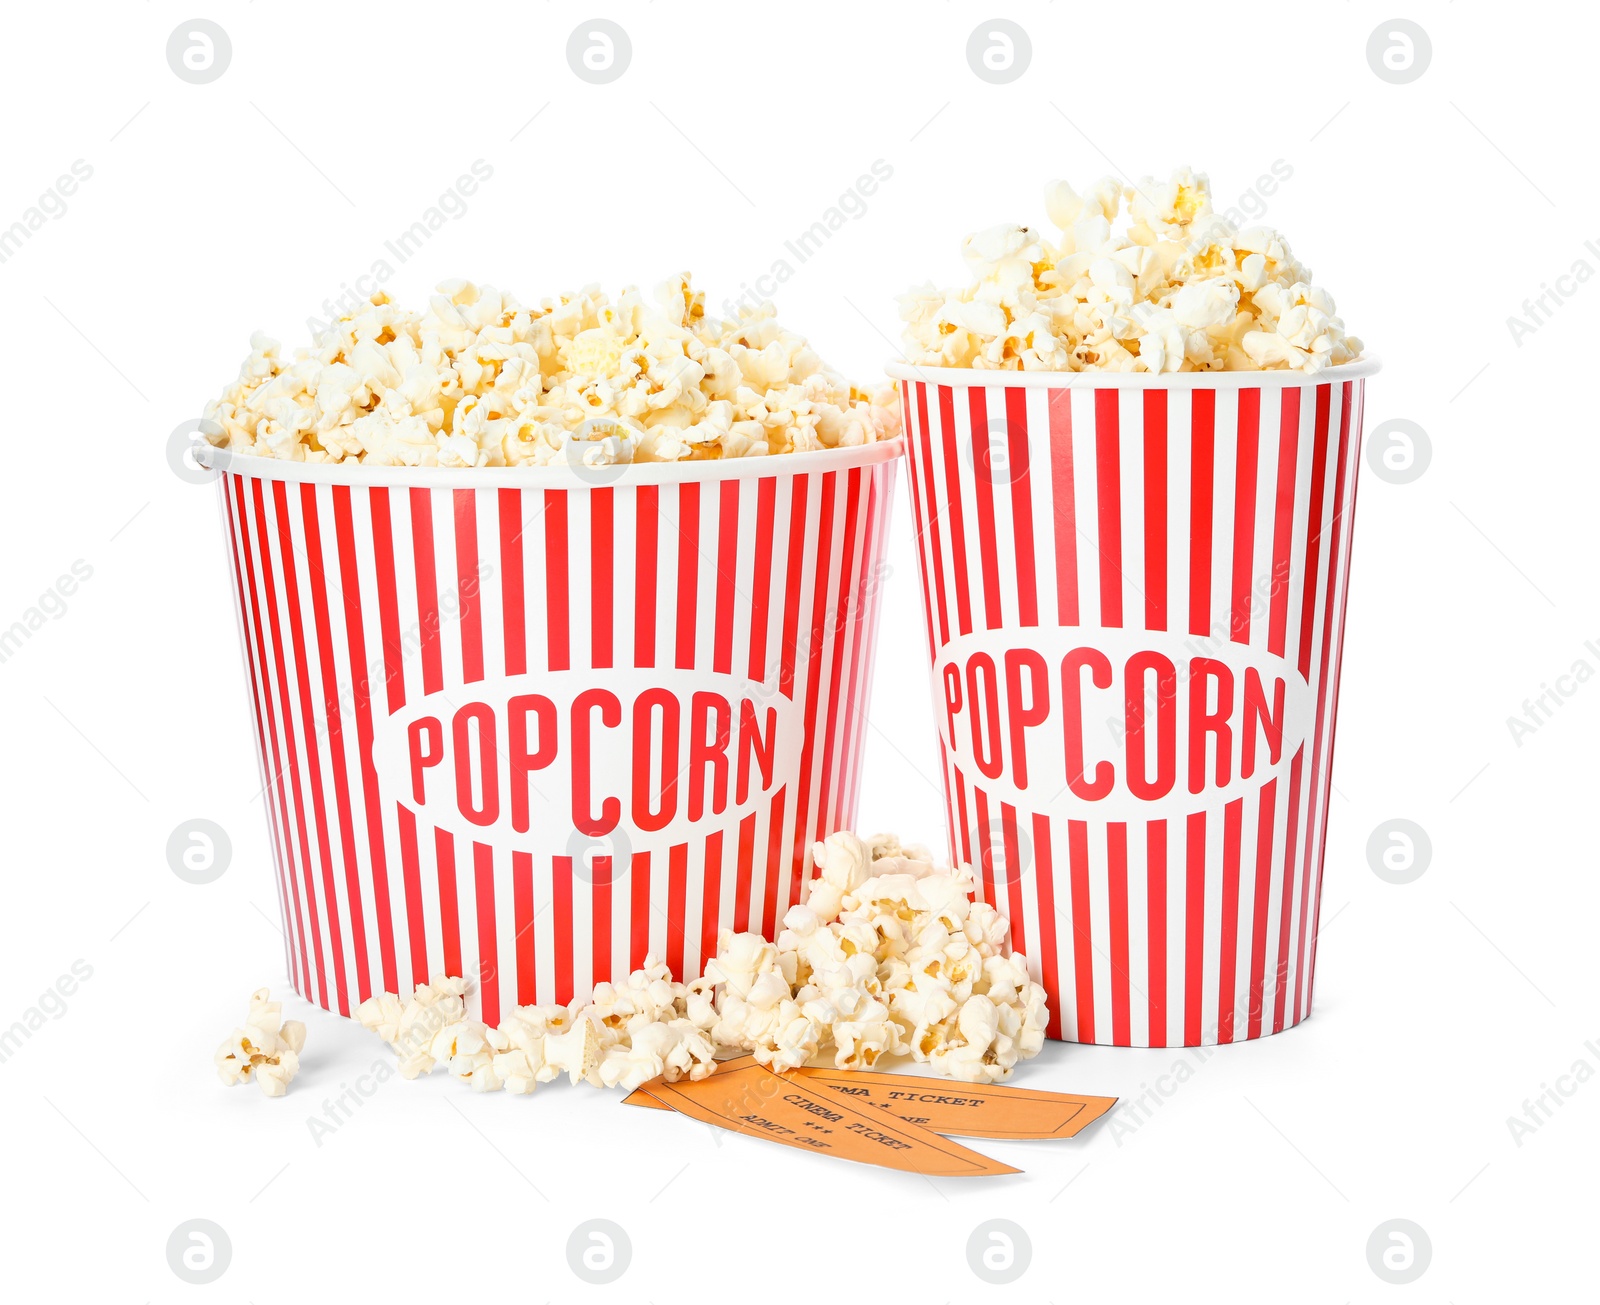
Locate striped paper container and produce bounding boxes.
[888,359,1378,1047]
[197,441,902,1025]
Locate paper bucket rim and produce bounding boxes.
[883,355,1381,389]
[193,435,905,488]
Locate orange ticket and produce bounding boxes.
[638,1059,1019,1177]
[625,1058,1115,1141]
[797,1067,1115,1139]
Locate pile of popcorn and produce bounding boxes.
[349,830,1048,1095]
[203,276,900,467]
[214,988,306,1097]
[900,166,1362,374]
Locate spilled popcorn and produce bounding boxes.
[351,830,1048,1093]
[203,276,900,467]
[214,988,306,1098]
[900,166,1362,374]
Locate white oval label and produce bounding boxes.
[933,628,1314,821]
[371,670,801,857]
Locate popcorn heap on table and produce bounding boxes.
[214,988,306,1098]
[900,166,1362,374]
[351,831,1048,1093]
[204,276,900,467]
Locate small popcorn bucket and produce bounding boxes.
[196,440,902,1024]
[887,359,1378,1047]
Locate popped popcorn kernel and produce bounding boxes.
[214,988,305,1098]
[347,837,1048,1096]
[901,167,1362,375]
[204,278,901,467]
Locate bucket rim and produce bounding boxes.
[193,434,905,488]
[883,355,1380,390]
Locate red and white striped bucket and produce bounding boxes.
[198,441,902,1025]
[889,359,1377,1047]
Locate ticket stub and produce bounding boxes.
[625,1058,1115,1141]
[799,1067,1116,1140]
[638,1059,1019,1177]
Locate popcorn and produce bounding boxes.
[214,989,306,1098]
[340,833,1048,1097]
[205,277,900,467]
[702,830,1048,1082]
[901,166,1362,374]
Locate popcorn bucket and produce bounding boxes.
[887,360,1378,1046]
[198,441,902,1024]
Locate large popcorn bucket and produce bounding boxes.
[888,359,1378,1047]
[197,441,902,1024]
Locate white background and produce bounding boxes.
[1,1,1592,1299]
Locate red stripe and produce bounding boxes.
[1067,820,1095,1044]
[544,490,570,671]
[1048,390,1080,625]
[1189,390,1216,638]
[916,382,951,644]
[513,850,535,1005]
[1001,802,1027,956]
[1093,389,1123,628]
[733,810,757,933]
[255,479,327,1007]
[1107,821,1130,1047]
[667,842,688,980]
[1230,389,1261,644]
[226,476,304,992]
[760,787,787,940]
[675,481,701,670]
[788,471,837,905]
[1292,386,1337,1022]
[1031,811,1062,1041]
[369,489,406,712]
[1004,387,1039,626]
[591,854,612,989]
[1143,391,1168,631]
[395,805,428,983]
[591,488,614,668]
[1267,389,1300,657]
[811,468,862,841]
[834,470,880,833]
[1272,749,1305,1034]
[952,768,972,868]
[699,831,723,976]
[552,855,574,1004]
[902,384,939,658]
[1297,386,1334,680]
[938,386,974,635]
[498,489,526,676]
[941,759,960,869]
[778,477,809,698]
[1147,820,1168,1048]
[408,488,442,695]
[635,486,658,669]
[273,483,347,1013]
[453,489,483,683]
[967,387,1003,629]
[629,850,651,971]
[1216,798,1243,1043]
[1303,382,1360,1019]
[747,478,776,681]
[474,842,498,1025]
[713,480,738,674]
[434,827,462,976]
[1184,811,1205,1046]
[371,492,422,984]
[974,786,994,907]
[1246,780,1277,1040]
[333,486,394,995]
